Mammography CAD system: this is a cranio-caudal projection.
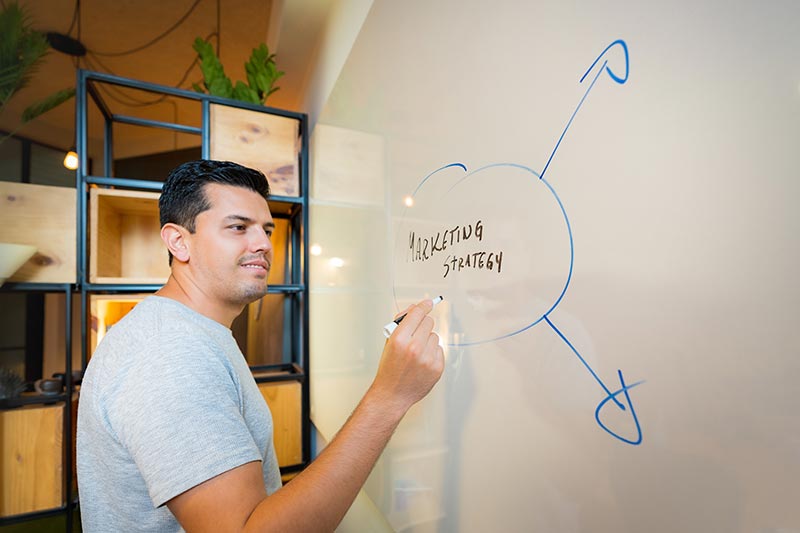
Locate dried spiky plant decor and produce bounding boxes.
[0,367,26,400]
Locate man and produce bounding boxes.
[77,160,444,532]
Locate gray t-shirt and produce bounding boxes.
[77,296,281,532]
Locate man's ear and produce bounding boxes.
[161,223,191,263]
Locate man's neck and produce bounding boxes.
[155,274,242,328]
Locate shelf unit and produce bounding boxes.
[1,167,80,527]
[1,69,310,531]
[76,66,311,467]
[0,283,78,528]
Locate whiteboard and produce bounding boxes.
[308,0,800,531]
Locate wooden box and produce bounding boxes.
[209,104,301,197]
[89,188,169,284]
[0,403,64,516]
[257,380,302,467]
[0,182,76,283]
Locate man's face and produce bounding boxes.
[186,183,275,306]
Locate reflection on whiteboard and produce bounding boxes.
[393,40,642,445]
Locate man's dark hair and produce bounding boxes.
[159,160,270,264]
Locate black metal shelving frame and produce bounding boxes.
[77,67,312,467]
[0,283,78,529]
[0,69,311,531]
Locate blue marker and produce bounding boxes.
[383,296,444,338]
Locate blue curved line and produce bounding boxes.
[544,315,625,410]
[580,39,629,85]
[434,165,574,347]
[411,162,467,197]
[539,177,573,316]
[594,370,644,445]
[539,59,606,182]
[393,162,468,314]
[540,39,630,183]
[446,161,538,196]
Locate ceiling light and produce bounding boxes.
[63,150,79,170]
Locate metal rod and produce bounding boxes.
[84,283,165,293]
[111,114,202,135]
[0,283,73,292]
[299,111,311,466]
[86,176,163,191]
[86,81,112,121]
[104,116,113,177]
[201,100,210,159]
[80,290,88,371]
[77,69,88,287]
[64,285,73,530]
[82,70,304,120]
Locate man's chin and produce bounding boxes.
[234,285,270,306]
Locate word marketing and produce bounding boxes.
[407,219,504,279]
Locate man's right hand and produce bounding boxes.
[169,299,446,533]
[369,299,445,417]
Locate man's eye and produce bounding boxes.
[231,225,246,231]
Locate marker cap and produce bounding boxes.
[383,322,398,338]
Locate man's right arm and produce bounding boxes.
[167,299,444,532]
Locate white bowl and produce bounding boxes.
[0,243,38,285]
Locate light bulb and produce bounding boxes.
[63,150,79,170]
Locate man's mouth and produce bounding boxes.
[240,259,269,271]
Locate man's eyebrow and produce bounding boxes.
[223,214,275,228]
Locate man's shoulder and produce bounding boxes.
[103,296,214,344]
[88,297,220,379]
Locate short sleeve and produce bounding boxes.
[106,333,262,507]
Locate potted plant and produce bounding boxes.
[192,37,300,197]
[0,2,75,144]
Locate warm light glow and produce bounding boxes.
[310,244,322,256]
[63,150,79,170]
[404,195,414,207]
[328,257,345,268]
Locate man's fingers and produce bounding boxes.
[394,300,434,338]
[393,304,414,321]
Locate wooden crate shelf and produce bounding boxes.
[257,380,302,467]
[89,188,169,284]
[0,402,64,517]
[0,182,76,284]
[210,104,301,197]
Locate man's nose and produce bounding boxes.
[252,227,273,253]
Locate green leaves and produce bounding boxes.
[22,87,75,123]
[0,2,75,135]
[0,2,49,109]
[192,37,233,99]
[245,43,284,102]
[193,38,283,105]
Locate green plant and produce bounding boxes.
[192,37,284,105]
[0,2,75,141]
